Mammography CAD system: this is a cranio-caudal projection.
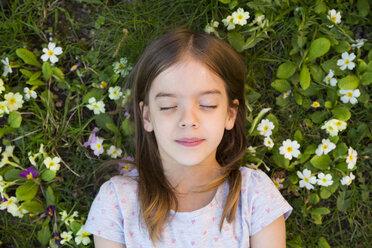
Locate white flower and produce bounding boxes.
[232,8,250,26]
[28,152,37,166]
[60,231,73,245]
[86,97,105,115]
[297,169,317,190]
[247,146,256,155]
[0,79,5,93]
[264,137,274,148]
[327,9,341,24]
[75,227,91,245]
[279,139,301,160]
[339,89,360,104]
[12,205,28,218]
[0,196,18,213]
[60,210,78,226]
[351,39,366,49]
[340,172,355,186]
[90,137,104,157]
[282,90,291,99]
[41,42,63,64]
[23,87,37,101]
[257,119,275,137]
[4,92,24,111]
[0,101,9,116]
[0,175,6,197]
[317,173,333,187]
[321,119,346,136]
[1,57,12,76]
[43,156,61,172]
[346,147,357,170]
[107,145,123,159]
[222,15,235,30]
[315,139,336,156]
[323,69,337,86]
[337,52,356,71]
[108,86,123,100]
[204,20,219,34]
[255,14,269,28]
[121,89,131,107]
[112,57,132,77]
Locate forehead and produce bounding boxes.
[148,59,227,99]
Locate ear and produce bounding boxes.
[225,99,239,131]
[139,101,154,132]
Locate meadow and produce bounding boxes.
[0,0,371,247]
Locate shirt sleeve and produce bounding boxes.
[248,169,293,236]
[83,178,125,244]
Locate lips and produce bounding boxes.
[175,138,205,147]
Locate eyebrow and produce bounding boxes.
[155,89,222,99]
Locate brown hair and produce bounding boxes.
[129,28,247,242]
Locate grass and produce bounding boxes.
[0,0,371,247]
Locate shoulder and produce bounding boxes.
[239,166,274,189]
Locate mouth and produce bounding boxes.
[175,138,205,147]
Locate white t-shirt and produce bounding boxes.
[84,167,293,247]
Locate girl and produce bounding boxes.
[84,28,292,247]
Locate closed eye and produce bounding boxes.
[160,106,177,111]
[201,105,217,109]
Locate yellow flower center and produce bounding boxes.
[114,91,118,95]
[124,164,131,171]
[283,93,289,98]
[322,144,328,150]
[286,147,293,153]
[0,106,5,110]
[113,151,117,155]
[8,199,13,204]
[322,178,327,183]
[100,81,107,88]
[347,92,353,97]
[331,16,336,22]
[304,177,309,183]
[349,155,353,161]
[71,65,77,70]
[49,209,53,216]
[27,173,33,179]
[96,143,101,149]
[28,90,32,95]
[82,232,89,238]
[49,162,55,167]
[9,98,16,105]
[327,77,331,82]
[237,14,243,20]
[229,18,234,24]
[345,59,349,65]
[348,179,352,184]
[93,104,99,109]
[48,50,54,56]
[119,64,126,69]
[336,121,342,126]
[328,126,334,130]
[312,102,320,108]
[263,126,268,131]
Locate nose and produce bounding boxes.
[179,105,199,129]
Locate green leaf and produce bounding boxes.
[8,111,22,128]
[52,67,65,82]
[16,48,41,67]
[333,40,351,53]
[120,116,134,136]
[308,38,331,61]
[41,170,56,181]
[82,88,104,104]
[219,0,231,3]
[293,92,303,105]
[16,181,39,201]
[309,65,324,83]
[294,130,302,143]
[276,62,297,79]
[310,111,327,124]
[106,122,118,133]
[227,31,245,52]
[26,79,44,86]
[335,162,348,172]
[338,75,359,90]
[310,155,331,170]
[318,237,331,248]
[320,181,339,199]
[300,64,310,90]
[332,106,351,121]
[360,72,372,85]
[309,207,330,215]
[357,0,370,17]
[21,201,45,212]
[37,225,51,246]
[332,142,348,159]
[94,113,115,132]
[309,193,320,205]
[20,69,34,78]
[272,147,290,169]
[271,79,291,93]
[266,114,279,134]
[357,59,368,74]
[42,62,52,81]
[30,71,41,81]
[46,186,56,206]
[314,0,327,14]
[337,192,351,211]
[3,168,22,180]
[289,173,298,184]
[321,57,343,76]
[70,222,82,234]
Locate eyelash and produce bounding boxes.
[160,105,217,111]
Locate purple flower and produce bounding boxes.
[118,156,135,174]
[70,62,81,72]
[83,127,99,147]
[90,137,104,156]
[19,166,38,179]
[46,205,55,218]
[53,232,61,244]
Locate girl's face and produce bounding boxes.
[140,57,238,169]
